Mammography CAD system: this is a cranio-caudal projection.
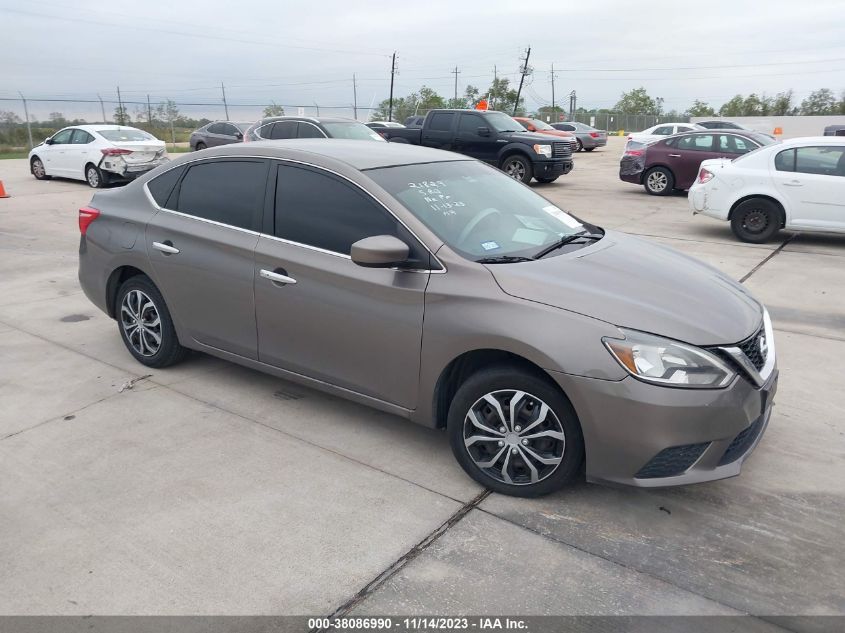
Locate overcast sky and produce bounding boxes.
[2,0,844,121]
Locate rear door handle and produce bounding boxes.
[783,180,803,187]
[260,269,297,285]
[152,241,179,255]
[668,154,681,158]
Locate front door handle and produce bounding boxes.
[260,269,297,285]
[668,153,681,158]
[783,180,803,187]
[152,241,179,255]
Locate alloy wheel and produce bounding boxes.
[647,171,667,192]
[32,159,45,178]
[86,167,100,188]
[462,389,565,485]
[504,160,526,181]
[120,289,162,357]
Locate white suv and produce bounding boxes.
[689,137,845,242]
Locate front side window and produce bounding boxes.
[274,164,424,262]
[676,126,695,133]
[367,160,590,260]
[677,134,714,151]
[794,146,845,176]
[70,130,94,144]
[719,135,757,154]
[175,160,267,230]
[207,123,225,134]
[458,114,486,135]
[321,122,383,140]
[269,121,297,140]
[297,122,326,138]
[558,124,576,131]
[50,129,73,144]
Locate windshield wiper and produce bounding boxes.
[476,255,535,264]
[532,232,604,259]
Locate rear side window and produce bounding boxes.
[70,130,94,144]
[274,164,426,266]
[147,166,185,207]
[207,123,225,134]
[652,126,673,135]
[175,160,267,230]
[269,121,298,139]
[677,134,714,151]
[428,112,455,132]
[558,124,575,131]
[297,122,326,138]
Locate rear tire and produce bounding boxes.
[584,147,596,152]
[85,163,106,189]
[30,156,51,180]
[116,275,188,368]
[500,154,533,184]
[644,166,674,196]
[730,198,782,243]
[576,138,584,152]
[195,142,207,151]
[447,365,584,497]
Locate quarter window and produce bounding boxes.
[428,112,455,132]
[175,160,267,230]
[775,149,795,172]
[274,164,425,264]
[677,134,714,151]
[147,166,185,207]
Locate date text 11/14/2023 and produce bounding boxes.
[308,616,528,631]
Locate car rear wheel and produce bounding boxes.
[644,166,674,196]
[447,366,584,497]
[30,157,51,180]
[584,147,595,152]
[730,199,782,243]
[195,142,207,151]
[116,275,188,368]
[501,155,533,184]
[576,138,583,152]
[85,164,106,189]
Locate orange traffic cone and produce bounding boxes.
[0,180,9,198]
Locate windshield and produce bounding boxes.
[97,128,154,142]
[733,139,781,163]
[483,112,524,132]
[367,161,590,260]
[322,122,385,141]
[529,119,554,130]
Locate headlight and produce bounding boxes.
[533,144,552,158]
[603,329,735,388]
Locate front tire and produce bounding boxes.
[30,156,51,180]
[447,366,584,497]
[500,155,533,184]
[584,147,596,152]
[85,163,106,189]
[730,198,782,243]
[116,275,188,368]
[644,166,674,196]
[195,142,207,151]
[535,176,558,184]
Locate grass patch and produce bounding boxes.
[0,151,29,160]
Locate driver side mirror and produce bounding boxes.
[350,235,410,268]
[235,132,243,139]
[45,137,54,145]
[477,126,491,137]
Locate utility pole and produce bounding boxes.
[146,94,153,126]
[451,66,460,104]
[116,86,124,125]
[550,63,557,115]
[221,82,229,120]
[513,47,531,116]
[97,93,107,123]
[18,92,33,149]
[492,65,497,109]
[352,74,358,120]
[569,90,577,121]
[388,51,397,122]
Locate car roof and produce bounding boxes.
[256,116,357,125]
[63,124,143,132]
[778,136,845,146]
[168,139,474,171]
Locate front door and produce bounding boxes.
[42,128,74,177]
[254,162,430,408]
[145,158,269,359]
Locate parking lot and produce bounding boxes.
[1,137,843,625]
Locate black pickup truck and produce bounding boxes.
[377,109,573,184]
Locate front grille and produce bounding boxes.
[635,442,710,479]
[719,415,765,466]
[738,328,767,371]
[552,142,571,158]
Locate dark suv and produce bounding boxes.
[244,117,384,142]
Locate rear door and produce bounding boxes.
[145,158,270,359]
[422,112,455,150]
[772,145,845,228]
[253,161,430,408]
[454,112,497,163]
[67,129,96,178]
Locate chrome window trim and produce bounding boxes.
[142,154,446,273]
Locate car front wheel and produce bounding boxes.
[31,157,51,180]
[500,155,533,184]
[195,142,207,151]
[730,198,782,243]
[644,166,674,196]
[116,275,188,368]
[447,366,584,497]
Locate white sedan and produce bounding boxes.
[627,122,703,144]
[689,137,845,242]
[28,125,168,188]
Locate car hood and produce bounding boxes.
[486,230,762,346]
[501,130,565,145]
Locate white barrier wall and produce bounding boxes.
[690,116,845,139]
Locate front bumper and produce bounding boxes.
[551,367,778,487]
[534,158,573,179]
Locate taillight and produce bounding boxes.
[79,206,100,235]
[698,168,715,184]
[589,132,600,138]
[625,149,644,157]
[101,148,133,156]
